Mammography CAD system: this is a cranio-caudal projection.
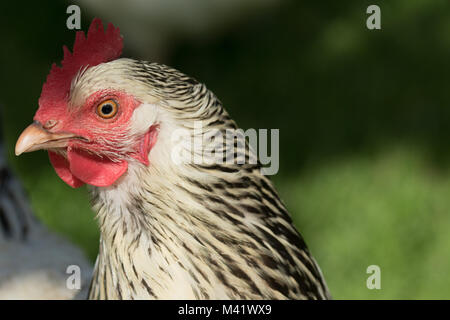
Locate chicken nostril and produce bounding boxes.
[43,120,58,130]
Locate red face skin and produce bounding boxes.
[33,90,156,188]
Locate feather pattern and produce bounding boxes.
[79,59,330,299]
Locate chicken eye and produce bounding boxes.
[96,99,118,119]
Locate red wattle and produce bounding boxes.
[47,126,156,188]
[48,151,85,188]
[68,148,128,187]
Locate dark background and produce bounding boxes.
[1,0,450,298]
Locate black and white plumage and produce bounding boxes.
[15,19,330,299]
[0,128,92,299]
[71,59,331,299]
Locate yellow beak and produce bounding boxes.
[15,122,78,156]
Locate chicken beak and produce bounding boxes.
[15,122,78,156]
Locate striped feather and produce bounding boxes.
[70,59,330,300]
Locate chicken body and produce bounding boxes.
[15,20,330,300]
[0,137,92,299]
[77,59,330,299]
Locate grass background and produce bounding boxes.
[1,0,450,299]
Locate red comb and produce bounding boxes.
[37,18,123,118]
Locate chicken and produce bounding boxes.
[0,124,92,299]
[15,18,330,299]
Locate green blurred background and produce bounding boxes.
[1,0,450,299]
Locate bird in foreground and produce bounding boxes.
[15,19,330,299]
[0,125,92,299]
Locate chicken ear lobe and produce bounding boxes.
[130,125,158,166]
